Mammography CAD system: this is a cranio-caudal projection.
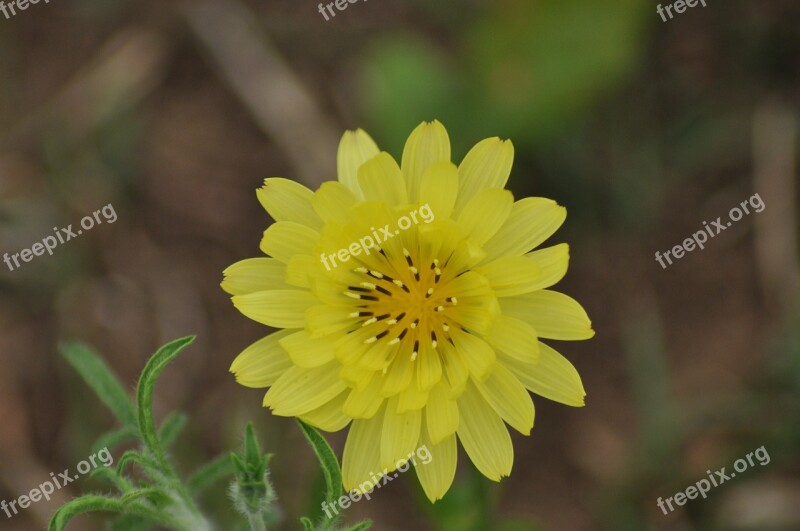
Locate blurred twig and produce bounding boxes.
[752,100,799,313]
[183,0,340,188]
[0,28,169,147]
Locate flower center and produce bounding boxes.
[344,247,459,365]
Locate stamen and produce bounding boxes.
[431,331,438,349]
[389,337,400,345]
[376,314,391,320]
[355,267,369,274]
[448,297,458,305]
[375,285,392,296]
[387,319,398,325]
[435,305,444,312]
[360,282,377,290]
[410,320,418,329]
[364,336,377,344]
[411,340,419,361]
[349,312,360,318]
[362,317,377,327]
[442,323,450,332]
[345,292,361,299]
[376,330,389,340]
[369,270,384,279]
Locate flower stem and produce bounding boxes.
[247,513,266,531]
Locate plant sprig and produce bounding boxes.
[52,336,372,531]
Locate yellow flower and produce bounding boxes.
[222,120,594,502]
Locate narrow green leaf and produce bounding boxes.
[159,412,188,449]
[49,495,124,531]
[89,467,133,493]
[296,419,343,507]
[187,453,235,495]
[61,342,137,430]
[116,450,161,478]
[120,487,170,506]
[344,521,373,531]
[299,516,315,531]
[136,336,196,463]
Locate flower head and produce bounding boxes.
[222,120,594,501]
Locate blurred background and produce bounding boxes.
[1,0,799,529]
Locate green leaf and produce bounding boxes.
[49,495,124,531]
[136,336,196,463]
[296,419,343,507]
[89,467,133,493]
[48,494,182,531]
[120,487,171,506]
[299,516,315,531]
[116,450,161,478]
[159,412,188,449]
[343,521,373,531]
[61,342,137,430]
[187,453,235,495]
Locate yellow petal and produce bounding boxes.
[263,361,347,416]
[456,189,514,246]
[473,364,534,435]
[343,374,386,419]
[306,305,355,337]
[313,181,359,224]
[257,178,322,230]
[285,254,316,288]
[338,129,380,199]
[485,315,539,364]
[343,406,385,492]
[455,137,514,213]
[232,290,317,328]
[416,420,456,502]
[502,342,586,407]
[499,290,594,340]
[357,152,408,206]
[259,222,319,263]
[456,381,513,481]
[477,256,542,297]
[402,120,451,202]
[221,258,288,295]
[482,198,566,263]
[299,390,352,432]
[279,330,335,368]
[381,396,421,470]
[439,340,469,398]
[419,161,459,220]
[397,376,430,414]
[425,382,459,444]
[449,328,496,380]
[416,341,442,392]
[380,347,414,397]
[525,243,569,291]
[229,329,294,388]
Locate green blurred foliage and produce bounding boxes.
[360,0,651,157]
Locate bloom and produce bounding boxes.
[222,120,594,502]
